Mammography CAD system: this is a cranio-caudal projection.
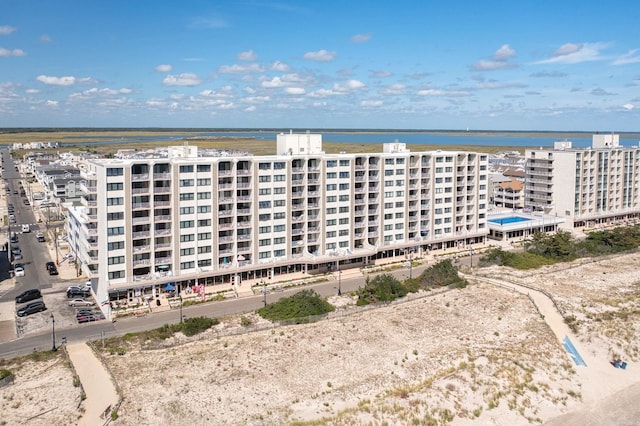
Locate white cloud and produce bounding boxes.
[45,100,58,106]
[308,88,338,98]
[37,75,77,86]
[155,64,172,72]
[40,34,52,43]
[218,63,264,74]
[244,96,270,103]
[361,100,382,107]
[380,84,406,95]
[351,33,372,43]
[245,106,256,112]
[0,26,16,35]
[623,103,634,110]
[473,44,516,70]
[303,49,336,62]
[612,49,640,65]
[0,48,26,57]
[163,73,202,86]
[244,86,256,94]
[285,87,305,95]
[333,79,366,93]
[535,42,608,64]
[493,44,516,61]
[371,70,392,78]
[237,50,257,61]
[417,88,470,97]
[271,60,290,72]
[262,77,286,88]
[25,89,39,94]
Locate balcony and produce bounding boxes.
[134,245,151,252]
[132,202,151,210]
[131,187,150,195]
[154,201,171,207]
[153,172,172,180]
[132,230,151,238]
[154,214,172,222]
[131,173,149,181]
[154,257,172,264]
[133,259,152,267]
[218,210,234,217]
[155,229,172,236]
[132,216,150,224]
[154,186,171,193]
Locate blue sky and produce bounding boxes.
[1,0,639,131]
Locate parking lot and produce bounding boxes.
[0,151,103,341]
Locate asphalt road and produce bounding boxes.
[0,258,437,359]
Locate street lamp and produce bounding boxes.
[261,279,267,307]
[338,267,342,296]
[179,295,183,323]
[50,314,57,351]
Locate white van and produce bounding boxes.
[21,224,30,233]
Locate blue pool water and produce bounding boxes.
[488,216,532,225]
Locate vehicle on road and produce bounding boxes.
[21,224,30,233]
[23,199,30,206]
[67,284,91,293]
[15,288,41,304]
[45,261,58,275]
[17,301,47,317]
[14,264,25,277]
[77,314,102,323]
[11,247,22,260]
[68,299,94,307]
[36,232,45,242]
[9,214,16,223]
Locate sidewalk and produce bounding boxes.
[66,343,119,425]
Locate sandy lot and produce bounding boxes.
[2,252,639,425]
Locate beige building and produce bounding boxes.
[525,134,640,228]
[66,133,489,315]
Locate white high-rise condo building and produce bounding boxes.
[67,133,489,312]
[524,134,640,228]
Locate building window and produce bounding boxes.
[180,206,194,215]
[107,168,124,176]
[198,259,212,267]
[259,251,271,259]
[259,226,271,233]
[259,175,271,182]
[108,256,125,265]
[197,178,211,186]
[180,234,195,242]
[107,241,125,250]
[107,197,124,206]
[197,205,211,213]
[274,224,286,232]
[180,220,194,228]
[197,192,211,199]
[274,174,285,182]
[274,200,285,207]
[259,188,271,195]
[180,179,194,187]
[180,248,195,256]
[106,183,123,191]
[180,165,194,173]
[197,164,211,172]
[259,239,271,246]
[108,271,125,279]
[180,261,195,269]
[258,162,271,170]
[180,193,194,201]
[274,237,285,244]
[198,232,211,240]
[107,226,124,235]
[259,201,272,209]
[198,219,211,227]
[107,212,124,221]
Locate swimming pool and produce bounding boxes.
[488,216,533,225]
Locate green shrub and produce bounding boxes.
[0,369,11,380]
[258,289,335,321]
[356,274,407,306]
[418,260,467,288]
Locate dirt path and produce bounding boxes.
[66,343,119,425]
[470,273,639,424]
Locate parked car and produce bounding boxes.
[68,299,94,307]
[11,248,22,260]
[15,288,41,303]
[67,289,91,298]
[36,233,45,242]
[10,232,18,243]
[17,301,46,317]
[48,265,58,275]
[67,284,91,293]
[14,264,25,277]
[21,224,30,233]
[23,199,30,206]
[77,314,102,323]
